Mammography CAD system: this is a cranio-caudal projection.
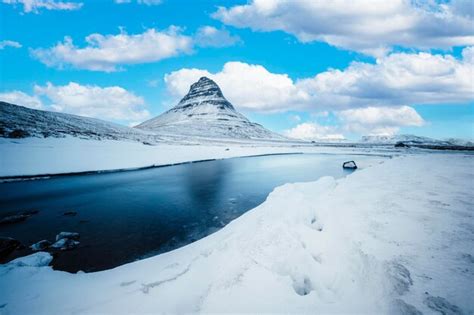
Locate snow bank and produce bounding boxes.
[0,137,390,177]
[0,153,472,314]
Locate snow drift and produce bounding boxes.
[1,153,472,314]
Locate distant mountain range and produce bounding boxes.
[360,134,473,147]
[0,78,472,148]
[0,77,285,142]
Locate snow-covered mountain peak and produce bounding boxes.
[175,76,234,111]
[136,78,285,140]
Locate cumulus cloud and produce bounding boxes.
[195,26,241,47]
[284,122,345,141]
[2,0,83,13]
[299,48,474,108]
[336,106,425,136]
[0,91,43,109]
[33,82,150,122]
[0,40,22,49]
[1,83,149,123]
[31,25,241,71]
[285,106,425,139]
[164,48,474,112]
[214,0,474,56]
[31,27,193,71]
[164,61,308,112]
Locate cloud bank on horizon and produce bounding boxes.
[1,0,473,140]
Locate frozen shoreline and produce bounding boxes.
[1,153,473,314]
[0,137,396,178]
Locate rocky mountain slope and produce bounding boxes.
[361,134,454,145]
[0,101,160,143]
[136,77,286,140]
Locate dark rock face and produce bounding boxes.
[343,161,357,169]
[176,77,235,111]
[8,129,30,138]
[0,237,21,260]
[395,142,410,148]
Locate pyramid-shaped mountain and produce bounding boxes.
[136,77,284,140]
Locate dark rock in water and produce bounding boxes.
[0,214,29,225]
[0,210,39,225]
[63,211,77,216]
[225,148,230,151]
[395,142,410,148]
[51,238,80,251]
[343,161,357,169]
[30,240,52,251]
[56,231,80,241]
[0,237,21,259]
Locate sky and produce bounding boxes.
[0,0,473,141]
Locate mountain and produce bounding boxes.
[136,77,285,140]
[359,134,452,145]
[0,101,160,143]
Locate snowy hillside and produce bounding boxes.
[0,101,161,143]
[136,77,286,140]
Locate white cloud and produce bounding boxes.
[0,91,43,109]
[299,48,474,108]
[2,0,82,13]
[284,106,425,139]
[195,26,241,47]
[31,27,193,71]
[0,40,22,49]
[31,25,241,72]
[33,82,150,122]
[164,48,473,112]
[164,61,308,112]
[214,0,474,56]
[336,106,425,136]
[284,122,345,141]
[1,83,149,123]
[114,0,161,5]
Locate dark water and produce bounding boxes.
[0,153,385,272]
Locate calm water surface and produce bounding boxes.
[0,153,385,272]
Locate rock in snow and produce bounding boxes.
[136,77,285,140]
[55,232,80,241]
[30,240,52,251]
[342,160,357,169]
[50,238,80,251]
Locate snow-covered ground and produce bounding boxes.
[0,137,393,178]
[1,153,472,314]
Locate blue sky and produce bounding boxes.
[0,0,473,140]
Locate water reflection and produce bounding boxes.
[0,154,385,272]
